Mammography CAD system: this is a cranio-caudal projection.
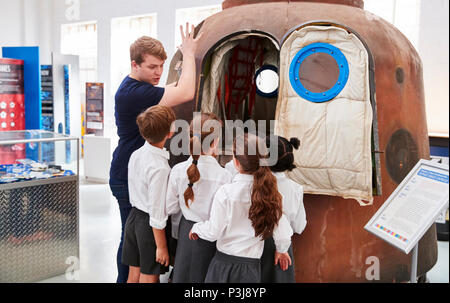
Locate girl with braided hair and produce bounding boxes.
[165,113,232,282]
[190,133,293,283]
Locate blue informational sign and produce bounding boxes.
[289,42,349,103]
[417,169,449,184]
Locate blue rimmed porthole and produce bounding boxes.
[289,42,349,103]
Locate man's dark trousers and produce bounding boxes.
[110,180,132,283]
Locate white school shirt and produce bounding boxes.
[225,161,306,234]
[191,173,293,259]
[274,172,307,234]
[166,156,233,227]
[224,159,238,178]
[127,141,171,229]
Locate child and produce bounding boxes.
[190,133,293,283]
[121,105,176,283]
[260,135,306,283]
[166,113,232,282]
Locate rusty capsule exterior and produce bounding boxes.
[166,0,437,282]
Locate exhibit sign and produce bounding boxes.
[41,65,54,131]
[85,82,104,136]
[365,159,449,254]
[0,58,25,131]
[40,65,55,163]
[2,46,42,130]
[0,58,26,164]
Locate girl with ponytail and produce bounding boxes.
[165,113,232,282]
[190,133,293,283]
[260,135,306,283]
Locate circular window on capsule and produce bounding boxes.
[255,65,279,98]
[289,42,349,103]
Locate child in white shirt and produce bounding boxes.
[166,113,232,282]
[121,105,175,283]
[190,133,293,283]
[261,135,306,283]
[224,157,238,177]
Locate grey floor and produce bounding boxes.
[38,179,449,283]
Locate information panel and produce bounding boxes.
[0,58,26,164]
[85,82,104,136]
[364,159,449,254]
[0,58,25,131]
[40,65,54,131]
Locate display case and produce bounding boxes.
[0,130,79,282]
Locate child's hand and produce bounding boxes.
[189,229,199,240]
[275,251,292,271]
[156,247,169,267]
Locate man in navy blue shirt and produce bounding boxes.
[110,23,202,283]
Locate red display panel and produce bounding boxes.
[0,58,25,130]
[0,58,26,163]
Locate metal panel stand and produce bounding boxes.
[410,244,418,283]
[0,130,79,282]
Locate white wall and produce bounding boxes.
[0,0,24,47]
[418,0,449,136]
[0,0,53,64]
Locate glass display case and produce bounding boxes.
[0,130,79,282]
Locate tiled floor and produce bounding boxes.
[38,179,449,283]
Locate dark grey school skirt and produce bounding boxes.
[205,251,261,283]
[260,237,295,283]
[172,216,216,283]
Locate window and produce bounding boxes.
[175,5,221,51]
[255,65,279,98]
[110,14,157,95]
[61,21,98,85]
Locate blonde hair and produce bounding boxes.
[130,36,167,64]
[136,105,175,144]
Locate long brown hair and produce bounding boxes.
[183,113,222,208]
[233,133,283,240]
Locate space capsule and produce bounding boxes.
[166,0,437,282]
